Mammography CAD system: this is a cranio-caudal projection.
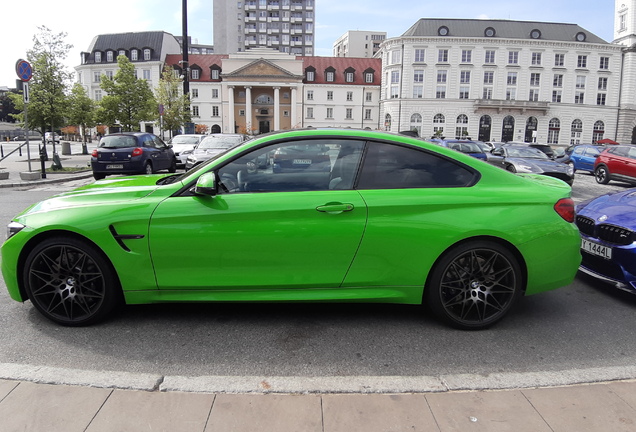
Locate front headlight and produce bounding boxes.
[6,221,25,240]
[187,155,196,163]
[566,166,574,175]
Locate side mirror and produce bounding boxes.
[193,172,217,196]
[492,149,503,156]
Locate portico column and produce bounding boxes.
[291,87,297,129]
[245,86,252,134]
[273,87,280,131]
[227,86,235,134]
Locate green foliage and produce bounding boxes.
[97,55,157,132]
[155,65,191,136]
[67,83,97,153]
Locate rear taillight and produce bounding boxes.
[91,149,98,157]
[132,147,143,157]
[554,198,575,223]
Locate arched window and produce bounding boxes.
[384,114,392,131]
[456,114,469,139]
[433,114,445,123]
[255,94,273,104]
[502,115,515,142]
[433,113,445,137]
[548,118,560,144]
[143,49,151,60]
[570,119,583,145]
[593,120,605,143]
[410,113,422,136]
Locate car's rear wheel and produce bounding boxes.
[23,237,121,326]
[93,173,106,180]
[425,240,523,330]
[595,165,610,184]
[144,161,153,175]
[168,158,177,173]
[506,165,517,173]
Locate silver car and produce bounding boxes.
[168,134,206,168]
[185,134,247,170]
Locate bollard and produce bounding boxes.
[1,144,3,158]
[39,145,47,179]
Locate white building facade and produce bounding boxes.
[378,18,624,146]
[333,31,387,58]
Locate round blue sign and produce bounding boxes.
[16,59,32,82]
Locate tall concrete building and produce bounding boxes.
[333,31,387,58]
[615,0,636,144]
[213,0,315,55]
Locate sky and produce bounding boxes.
[1,0,616,88]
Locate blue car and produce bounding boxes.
[576,189,636,294]
[566,144,603,173]
[91,132,176,180]
[431,139,488,160]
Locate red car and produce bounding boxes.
[594,145,636,185]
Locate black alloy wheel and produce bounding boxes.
[426,241,523,330]
[23,237,121,326]
[594,165,610,184]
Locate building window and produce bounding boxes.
[346,108,353,119]
[346,91,353,101]
[107,51,113,62]
[365,92,372,102]
[410,113,422,136]
[365,72,374,83]
[571,119,583,145]
[577,55,587,68]
[131,50,138,61]
[529,89,539,102]
[553,74,563,87]
[211,69,220,80]
[212,89,219,98]
[413,86,423,98]
[391,50,401,64]
[554,53,565,67]
[600,57,610,70]
[326,71,335,82]
[119,50,126,57]
[283,110,289,117]
[436,86,446,99]
[345,72,354,82]
[508,51,519,64]
[437,70,447,83]
[191,69,200,80]
[506,88,516,100]
[507,72,517,85]
[105,70,113,79]
[484,50,495,64]
[326,107,333,119]
[192,106,200,117]
[93,72,101,83]
[413,70,424,83]
[306,70,315,81]
[598,77,608,90]
[593,120,605,142]
[365,109,372,120]
[212,106,219,117]
[597,93,607,105]
[459,87,470,99]
[239,109,245,116]
[307,90,313,100]
[483,71,494,85]
[192,88,199,98]
[531,52,542,65]
[530,73,540,86]
[143,70,151,80]
[576,76,586,89]
[438,49,448,63]
[390,86,399,98]
[391,70,400,84]
[552,90,562,103]
[461,49,472,63]
[94,52,102,63]
[460,71,471,83]
[306,107,314,118]
[144,49,151,60]
[575,91,585,104]
[94,90,102,101]
[548,118,560,144]
[620,14,627,31]
[414,49,425,62]
[483,87,493,99]
[327,91,333,100]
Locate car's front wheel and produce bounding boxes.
[595,165,610,184]
[144,161,153,175]
[23,237,121,326]
[425,240,523,330]
[168,158,177,173]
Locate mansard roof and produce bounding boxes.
[297,56,382,85]
[85,31,174,62]
[402,18,608,44]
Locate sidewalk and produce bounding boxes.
[0,140,94,188]
[0,377,635,431]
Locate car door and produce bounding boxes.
[148,139,368,290]
[578,147,601,172]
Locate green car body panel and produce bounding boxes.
[1,129,581,322]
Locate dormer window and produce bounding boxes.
[325,66,336,82]
[119,50,126,57]
[364,68,375,83]
[107,51,114,62]
[95,52,102,63]
[344,67,355,83]
[210,64,221,80]
[191,68,200,80]
[131,50,138,61]
[143,49,151,60]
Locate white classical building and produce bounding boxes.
[378,18,624,145]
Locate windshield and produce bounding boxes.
[99,136,137,148]
[198,136,243,150]
[506,146,549,159]
[170,136,201,145]
[450,142,483,153]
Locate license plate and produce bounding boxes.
[293,159,311,165]
[581,238,612,260]
[106,164,123,169]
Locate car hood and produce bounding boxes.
[17,175,170,216]
[577,189,636,228]
[509,157,569,172]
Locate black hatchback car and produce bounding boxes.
[91,132,176,180]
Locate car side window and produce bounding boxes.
[217,139,364,193]
[357,142,476,189]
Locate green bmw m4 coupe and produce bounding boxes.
[1,129,581,329]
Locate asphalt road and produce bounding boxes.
[0,173,635,387]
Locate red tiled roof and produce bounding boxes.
[297,56,382,86]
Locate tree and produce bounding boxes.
[155,65,191,138]
[98,55,156,132]
[195,124,209,134]
[67,83,96,154]
[24,26,72,157]
[0,91,20,123]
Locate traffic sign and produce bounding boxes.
[15,59,32,82]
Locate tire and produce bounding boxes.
[595,165,610,184]
[93,172,106,180]
[23,236,121,326]
[168,158,177,173]
[425,240,523,330]
[506,164,517,173]
[144,161,153,175]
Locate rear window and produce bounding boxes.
[99,136,137,148]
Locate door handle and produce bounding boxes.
[316,203,354,214]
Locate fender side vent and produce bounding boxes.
[109,225,145,252]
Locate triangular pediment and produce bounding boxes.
[224,59,303,81]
